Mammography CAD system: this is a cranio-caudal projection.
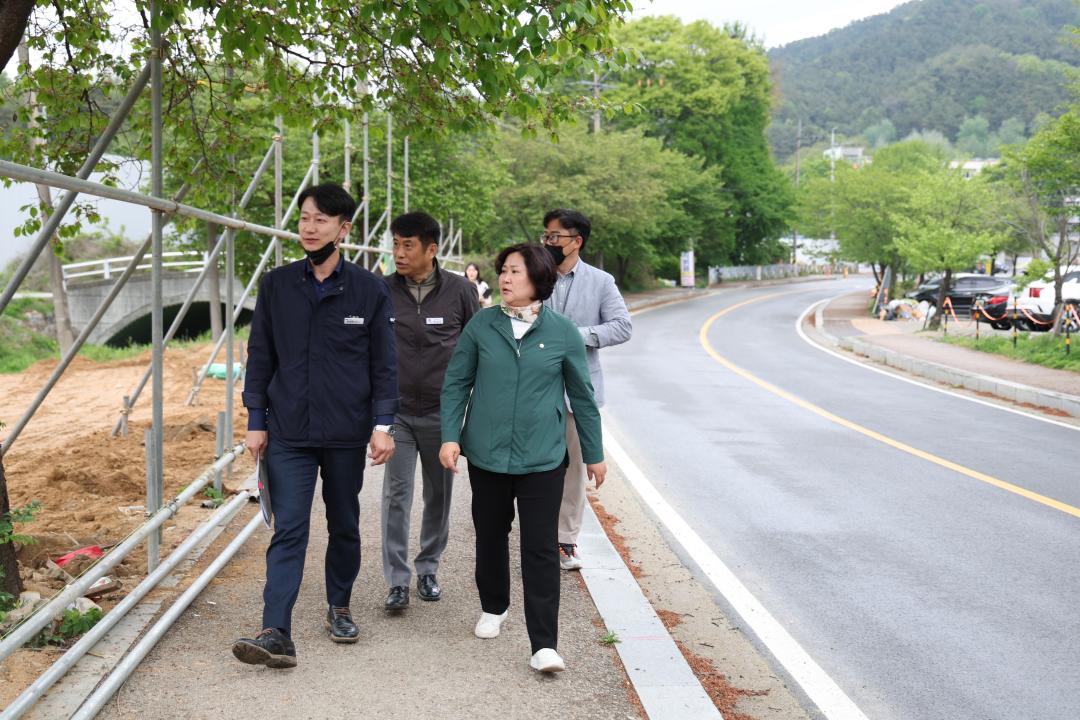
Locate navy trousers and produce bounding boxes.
[262,441,366,634]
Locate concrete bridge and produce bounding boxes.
[63,253,256,346]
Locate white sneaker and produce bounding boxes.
[530,648,565,673]
[559,543,583,571]
[474,610,508,639]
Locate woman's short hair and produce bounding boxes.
[495,243,557,302]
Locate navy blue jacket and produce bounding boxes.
[242,257,399,448]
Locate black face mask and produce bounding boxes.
[545,243,566,265]
[305,239,338,266]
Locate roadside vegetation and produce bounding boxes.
[938,333,1080,373]
[0,298,248,374]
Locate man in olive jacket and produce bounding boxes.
[381,211,479,611]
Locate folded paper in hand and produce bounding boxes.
[257,456,272,529]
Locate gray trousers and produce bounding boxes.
[380,412,454,587]
[558,411,588,545]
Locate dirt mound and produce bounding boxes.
[1,341,254,583]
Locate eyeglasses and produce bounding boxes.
[539,232,579,245]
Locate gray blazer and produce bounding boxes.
[544,259,632,407]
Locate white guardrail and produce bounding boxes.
[62,251,207,282]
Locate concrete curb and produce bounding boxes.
[811,296,1080,419]
[578,503,721,720]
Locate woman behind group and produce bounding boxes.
[464,262,492,307]
[439,243,605,673]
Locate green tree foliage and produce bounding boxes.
[893,170,1001,327]
[862,119,897,148]
[992,109,1080,330]
[604,16,794,264]
[0,0,634,242]
[797,141,946,281]
[483,124,731,285]
[768,0,1078,160]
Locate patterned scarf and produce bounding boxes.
[499,300,543,324]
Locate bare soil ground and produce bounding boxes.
[0,342,253,707]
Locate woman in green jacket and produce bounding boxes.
[439,243,606,674]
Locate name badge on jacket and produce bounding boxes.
[425,317,444,325]
[344,316,365,325]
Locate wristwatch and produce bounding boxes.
[374,424,396,437]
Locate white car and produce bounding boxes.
[1015,266,1080,331]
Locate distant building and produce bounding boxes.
[948,158,1000,179]
[823,146,869,168]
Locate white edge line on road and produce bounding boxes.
[795,298,1080,433]
[602,423,870,720]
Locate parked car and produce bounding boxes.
[973,293,1014,330]
[1014,267,1080,332]
[914,274,1015,316]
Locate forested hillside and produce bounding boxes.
[768,0,1080,160]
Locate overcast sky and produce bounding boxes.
[632,0,910,48]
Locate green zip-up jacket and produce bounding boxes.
[440,306,603,475]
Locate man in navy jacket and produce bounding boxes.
[232,184,399,669]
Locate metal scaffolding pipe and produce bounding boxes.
[386,114,392,232]
[0,443,245,662]
[344,119,351,192]
[110,140,277,434]
[0,62,152,317]
[1,178,196,455]
[312,129,320,185]
[0,160,302,243]
[185,161,314,405]
[274,116,284,267]
[224,210,235,484]
[71,511,264,720]
[149,1,165,573]
[0,491,253,719]
[363,112,370,269]
[404,135,410,213]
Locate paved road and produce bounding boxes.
[603,279,1080,720]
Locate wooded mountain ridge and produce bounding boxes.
[767,0,1080,159]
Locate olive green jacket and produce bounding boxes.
[440,306,603,474]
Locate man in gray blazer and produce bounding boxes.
[541,208,632,570]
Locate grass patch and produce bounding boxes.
[0,299,60,373]
[0,299,250,374]
[938,332,1080,372]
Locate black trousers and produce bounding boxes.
[468,461,566,653]
[262,441,366,634]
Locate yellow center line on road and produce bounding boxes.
[699,292,1080,521]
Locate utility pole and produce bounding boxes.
[795,118,802,187]
[792,119,802,264]
[829,127,837,243]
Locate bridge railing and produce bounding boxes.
[62,251,207,283]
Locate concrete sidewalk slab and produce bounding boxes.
[94,465,642,720]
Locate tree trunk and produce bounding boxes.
[0,452,24,598]
[929,267,952,330]
[42,210,76,354]
[0,0,34,73]
[19,42,76,354]
[207,224,223,342]
[1050,215,1069,335]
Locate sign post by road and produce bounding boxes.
[680,250,695,288]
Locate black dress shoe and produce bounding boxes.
[232,628,297,668]
[417,573,441,601]
[384,585,409,611]
[325,606,359,643]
